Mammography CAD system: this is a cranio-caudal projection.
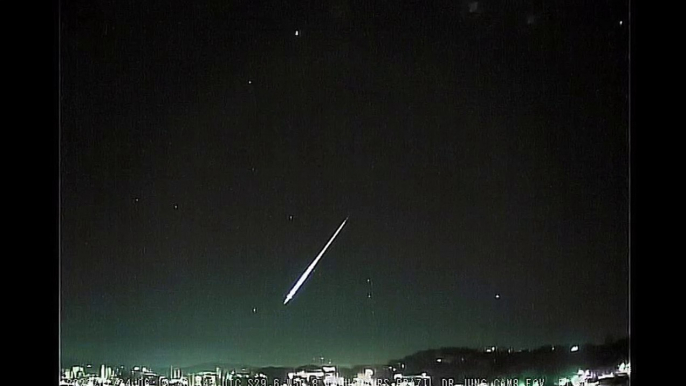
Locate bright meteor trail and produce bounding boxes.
[283,217,349,305]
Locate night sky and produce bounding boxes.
[60,0,629,369]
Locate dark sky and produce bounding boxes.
[60,0,629,369]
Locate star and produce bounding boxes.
[294,30,299,36]
[173,204,179,210]
[288,215,294,221]
[495,294,501,299]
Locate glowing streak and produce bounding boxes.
[284,217,348,304]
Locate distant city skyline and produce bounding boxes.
[60,339,631,386]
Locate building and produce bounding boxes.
[101,365,114,380]
[73,366,85,378]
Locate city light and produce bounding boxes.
[61,353,630,386]
[60,340,629,386]
[618,361,631,375]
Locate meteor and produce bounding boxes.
[283,217,349,305]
